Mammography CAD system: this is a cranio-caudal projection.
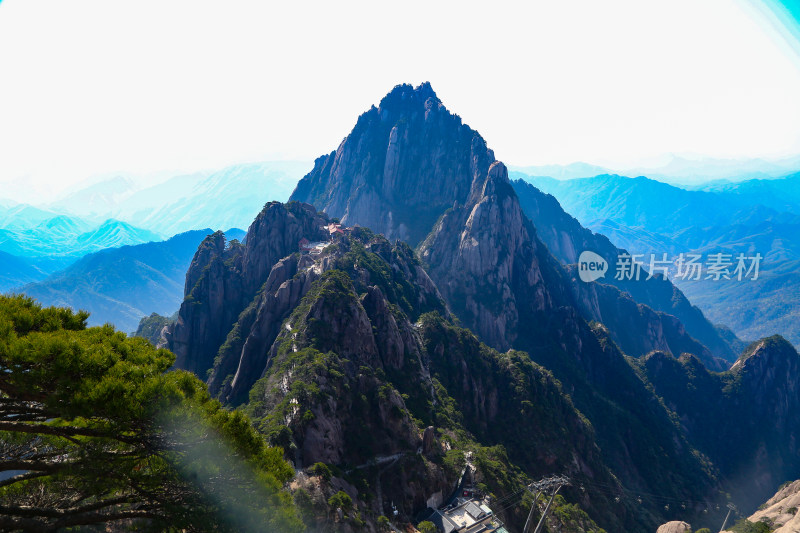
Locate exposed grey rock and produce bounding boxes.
[420,161,565,350]
[422,426,435,455]
[291,83,495,247]
[656,521,691,533]
[168,202,329,378]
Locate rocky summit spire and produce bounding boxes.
[290,82,495,246]
[419,161,568,350]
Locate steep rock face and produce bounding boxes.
[360,285,408,370]
[290,82,496,246]
[418,160,717,372]
[512,178,739,365]
[168,231,246,375]
[728,337,800,494]
[744,479,800,533]
[420,161,569,350]
[240,202,329,294]
[418,162,721,525]
[167,202,329,378]
[252,270,421,467]
[636,336,800,511]
[208,252,321,403]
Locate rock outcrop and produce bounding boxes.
[745,479,800,533]
[291,82,495,247]
[167,202,329,378]
[204,227,446,405]
[420,161,569,350]
[656,521,692,533]
[168,230,247,376]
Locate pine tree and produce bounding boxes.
[0,295,303,532]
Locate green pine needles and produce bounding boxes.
[0,295,303,532]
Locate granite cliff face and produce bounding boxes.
[290,82,496,246]
[206,228,446,405]
[167,202,329,377]
[734,479,800,533]
[168,230,247,376]
[419,161,569,351]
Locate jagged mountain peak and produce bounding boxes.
[377,81,440,110]
[168,201,331,376]
[730,335,800,399]
[290,83,495,246]
[733,334,798,370]
[419,158,568,351]
[474,160,519,202]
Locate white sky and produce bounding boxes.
[1,0,800,200]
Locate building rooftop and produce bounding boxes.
[430,495,502,533]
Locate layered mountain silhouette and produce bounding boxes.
[0,250,64,292]
[0,215,162,258]
[512,178,742,365]
[520,172,800,345]
[39,162,309,236]
[21,229,243,332]
[291,83,735,368]
[167,83,800,531]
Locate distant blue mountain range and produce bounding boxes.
[513,171,800,344]
[35,160,311,236]
[0,160,311,295]
[0,217,163,258]
[19,228,245,332]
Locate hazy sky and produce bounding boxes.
[1,0,800,200]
